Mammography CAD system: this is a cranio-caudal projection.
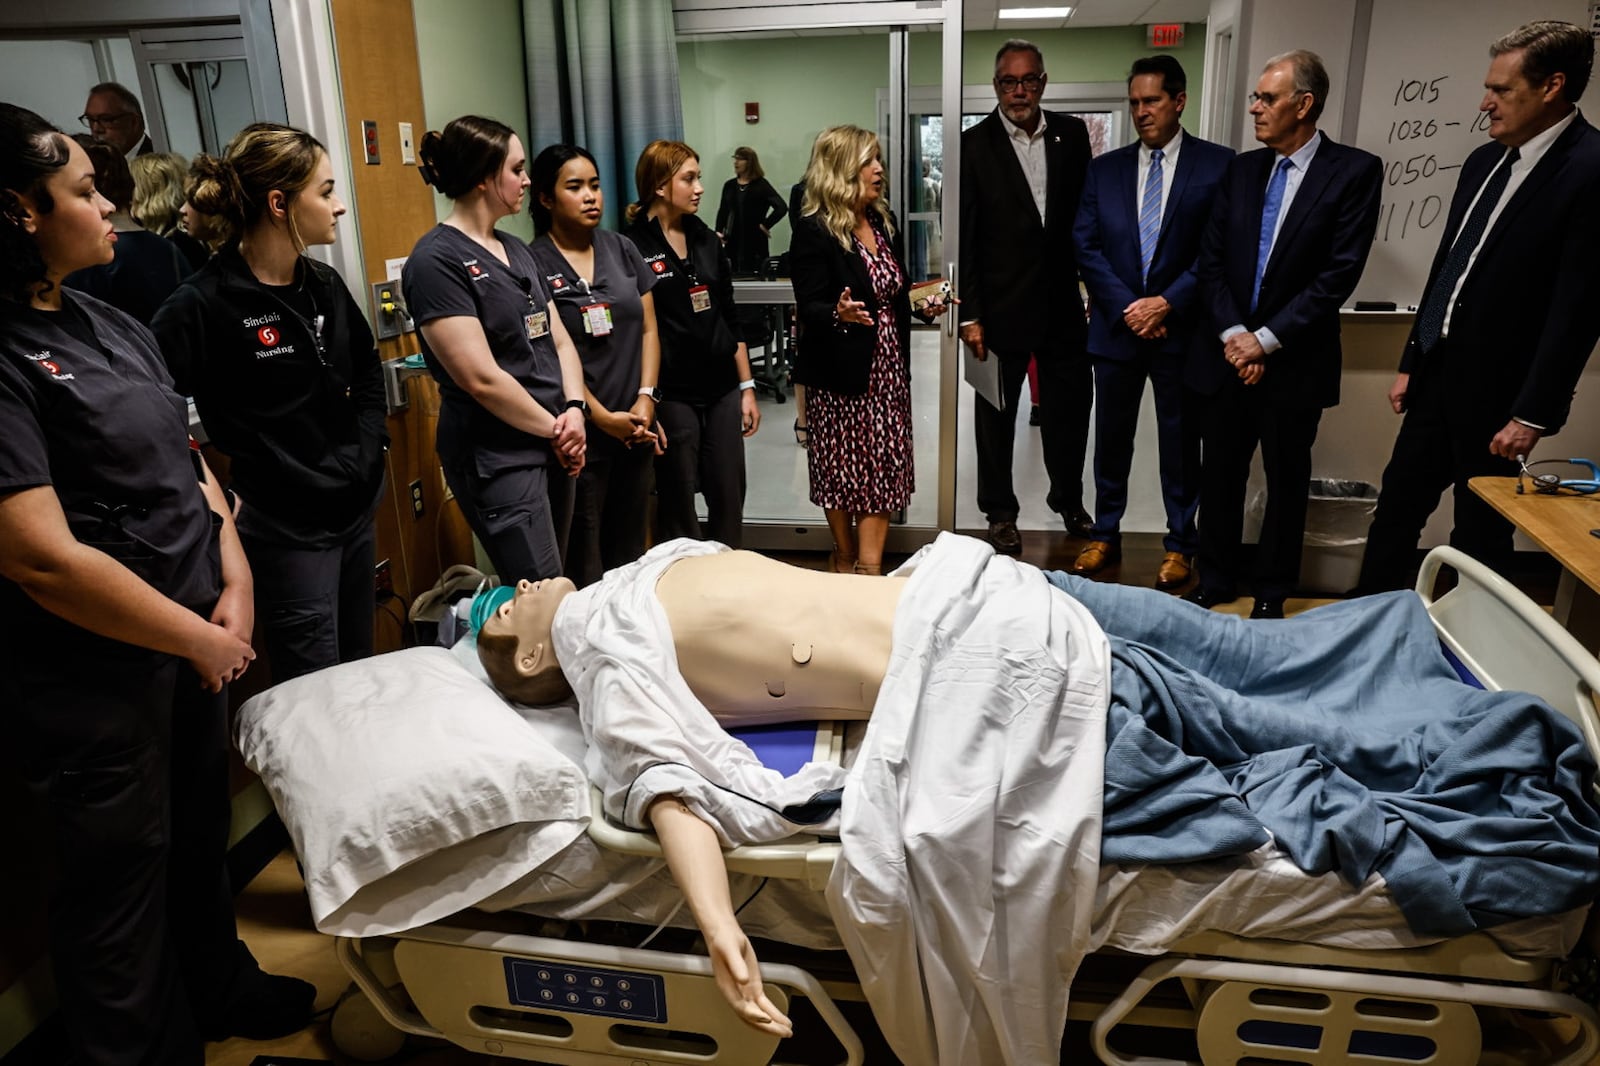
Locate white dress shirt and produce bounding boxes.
[998,107,1051,223]
[1137,127,1184,227]
[1441,108,1577,340]
[1222,130,1324,354]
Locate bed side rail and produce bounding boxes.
[1418,545,1600,772]
[585,786,841,890]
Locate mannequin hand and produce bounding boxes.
[706,924,793,1038]
[190,621,254,693]
[836,286,873,326]
[740,389,761,437]
[209,581,254,651]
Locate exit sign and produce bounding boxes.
[1148,23,1185,48]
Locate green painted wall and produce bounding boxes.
[679,24,1207,254]
[413,0,535,242]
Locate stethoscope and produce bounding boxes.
[1515,455,1600,495]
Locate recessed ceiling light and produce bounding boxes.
[998,6,1074,17]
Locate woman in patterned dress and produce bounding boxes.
[789,126,949,574]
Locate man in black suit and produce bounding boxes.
[1190,50,1382,619]
[959,39,1093,555]
[1071,55,1234,590]
[1359,21,1600,592]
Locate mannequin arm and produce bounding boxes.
[646,796,793,1038]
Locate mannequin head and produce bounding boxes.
[477,577,578,704]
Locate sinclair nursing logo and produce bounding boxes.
[25,349,75,381]
[243,312,293,360]
[464,259,488,281]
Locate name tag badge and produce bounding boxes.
[525,311,549,340]
[688,285,712,313]
[581,302,613,336]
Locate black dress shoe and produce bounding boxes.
[1249,598,1286,620]
[1062,508,1095,539]
[202,969,317,1042]
[1184,586,1235,610]
[986,519,1022,555]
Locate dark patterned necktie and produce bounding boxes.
[1413,147,1520,353]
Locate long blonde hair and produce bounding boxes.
[800,125,893,250]
[129,152,188,237]
[626,139,699,224]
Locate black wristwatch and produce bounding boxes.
[563,398,589,416]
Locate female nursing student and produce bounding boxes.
[152,123,387,682]
[404,116,588,582]
[789,125,948,575]
[624,139,760,547]
[528,143,661,587]
[714,145,788,274]
[0,104,312,1065]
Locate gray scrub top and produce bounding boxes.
[530,229,655,415]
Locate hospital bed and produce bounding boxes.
[238,546,1600,1065]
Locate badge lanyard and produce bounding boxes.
[573,277,613,336]
[517,274,549,340]
[682,257,712,314]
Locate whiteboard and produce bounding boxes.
[1349,0,1591,306]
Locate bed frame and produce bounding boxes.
[331,546,1600,1065]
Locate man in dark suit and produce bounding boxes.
[82,81,153,158]
[1359,21,1600,592]
[1190,49,1382,619]
[959,38,1093,554]
[1071,55,1233,590]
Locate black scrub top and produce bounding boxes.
[622,212,741,405]
[0,291,220,652]
[403,224,563,473]
[529,229,656,416]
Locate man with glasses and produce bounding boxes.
[959,39,1094,555]
[1070,55,1233,592]
[1358,21,1600,592]
[81,81,152,158]
[1188,50,1381,619]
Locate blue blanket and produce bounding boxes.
[1045,574,1600,937]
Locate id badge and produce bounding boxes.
[688,285,712,313]
[581,302,613,336]
[524,311,549,339]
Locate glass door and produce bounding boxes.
[131,22,287,157]
[674,0,962,553]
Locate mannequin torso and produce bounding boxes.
[655,551,903,722]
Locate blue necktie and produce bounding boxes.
[1413,146,1520,354]
[1252,156,1292,313]
[1138,148,1164,284]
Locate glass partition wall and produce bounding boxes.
[675,0,962,554]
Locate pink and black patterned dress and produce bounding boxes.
[805,222,914,513]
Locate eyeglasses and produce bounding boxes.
[1515,456,1600,496]
[79,111,135,130]
[1248,90,1307,108]
[995,74,1045,93]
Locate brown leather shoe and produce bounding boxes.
[1071,540,1120,574]
[1155,552,1193,590]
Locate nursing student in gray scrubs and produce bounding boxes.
[528,144,662,586]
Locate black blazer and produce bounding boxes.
[1399,114,1600,433]
[788,211,914,396]
[959,108,1091,354]
[1193,136,1382,407]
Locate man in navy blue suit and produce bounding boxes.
[1190,50,1382,619]
[1071,55,1233,591]
[1358,21,1600,591]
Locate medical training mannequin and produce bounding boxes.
[477,552,906,1036]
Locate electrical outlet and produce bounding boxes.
[374,557,392,599]
[410,478,424,518]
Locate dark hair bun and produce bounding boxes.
[186,153,246,232]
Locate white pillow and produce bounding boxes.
[237,646,589,936]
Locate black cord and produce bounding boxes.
[733,877,770,917]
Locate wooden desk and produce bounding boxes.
[1469,476,1600,648]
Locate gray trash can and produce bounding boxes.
[1300,478,1379,594]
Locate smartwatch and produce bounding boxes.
[563,398,589,416]
[638,386,662,403]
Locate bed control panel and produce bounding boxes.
[502,958,667,1024]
